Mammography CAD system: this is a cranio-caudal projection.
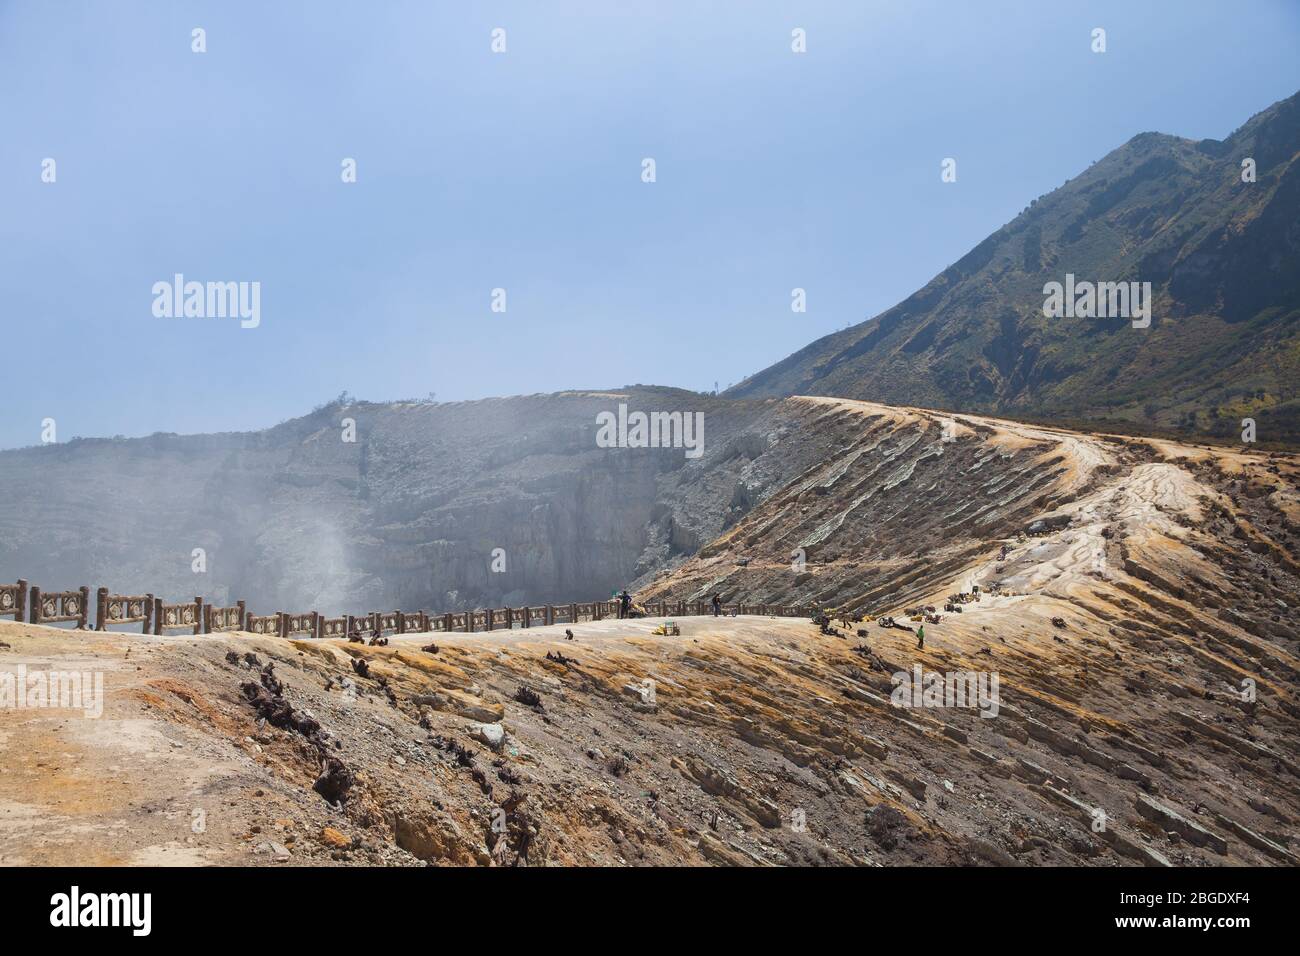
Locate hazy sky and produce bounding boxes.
[1,0,1297,449]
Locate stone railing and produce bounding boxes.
[154,596,203,635]
[30,586,90,628]
[282,612,319,638]
[319,616,348,639]
[1,578,813,638]
[400,611,429,633]
[95,588,153,633]
[205,602,246,633]
[244,613,281,637]
[346,612,378,635]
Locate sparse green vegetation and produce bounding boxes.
[732,92,1300,446]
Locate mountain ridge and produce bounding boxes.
[728,91,1300,444]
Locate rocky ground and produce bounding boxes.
[1,604,1295,866]
[2,397,1297,866]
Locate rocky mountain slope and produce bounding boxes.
[3,398,1296,866]
[729,91,1300,444]
[0,389,825,615]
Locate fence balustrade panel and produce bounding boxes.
[0,580,27,621]
[97,588,154,632]
[30,586,90,628]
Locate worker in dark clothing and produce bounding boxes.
[619,590,631,619]
[712,593,722,616]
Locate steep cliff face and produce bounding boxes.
[729,92,1300,443]
[0,389,827,615]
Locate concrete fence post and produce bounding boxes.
[193,596,204,636]
[96,587,108,631]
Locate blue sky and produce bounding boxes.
[1,0,1297,449]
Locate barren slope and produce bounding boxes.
[2,399,1297,866]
